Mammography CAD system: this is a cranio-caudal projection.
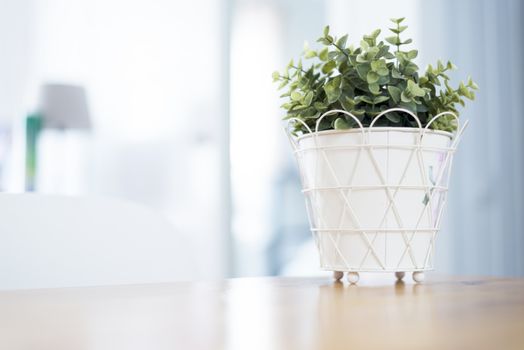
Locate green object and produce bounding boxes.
[273,18,479,135]
[25,113,42,191]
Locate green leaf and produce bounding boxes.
[303,41,310,51]
[437,60,445,71]
[278,80,288,90]
[351,109,366,118]
[385,111,401,123]
[370,60,384,71]
[322,60,337,74]
[316,118,331,131]
[272,71,280,82]
[373,95,390,104]
[323,76,342,103]
[360,39,369,51]
[291,91,302,101]
[323,25,330,37]
[355,95,373,104]
[330,75,342,88]
[377,67,389,76]
[367,47,379,59]
[314,102,328,111]
[318,47,329,61]
[377,75,390,86]
[370,29,381,38]
[340,96,355,110]
[336,34,348,48]
[385,36,401,46]
[334,117,350,130]
[399,101,417,113]
[402,38,413,45]
[391,67,402,79]
[376,45,390,59]
[401,91,412,103]
[369,83,380,95]
[390,17,406,24]
[317,37,330,45]
[303,91,314,106]
[467,77,479,90]
[371,60,389,76]
[417,104,428,112]
[403,62,419,76]
[302,107,318,118]
[337,53,348,65]
[389,27,401,34]
[387,86,402,103]
[407,80,426,97]
[356,54,368,63]
[395,51,407,63]
[385,52,395,59]
[304,50,317,59]
[356,64,370,80]
[366,71,379,84]
[458,82,470,96]
[407,50,418,59]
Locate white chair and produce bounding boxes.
[0,193,194,289]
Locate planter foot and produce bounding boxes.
[395,271,405,281]
[333,271,343,281]
[347,272,359,284]
[412,271,425,283]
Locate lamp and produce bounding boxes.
[25,84,91,191]
[39,84,91,130]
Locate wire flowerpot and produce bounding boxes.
[286,108,468,283]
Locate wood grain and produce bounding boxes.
[0,275,523,350]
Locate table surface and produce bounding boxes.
[0,274,523,350]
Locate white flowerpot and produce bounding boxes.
[287,109,467,282]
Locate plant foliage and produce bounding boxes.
[273,18,478,134]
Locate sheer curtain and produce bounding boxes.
[420,0,524,276]
[230,0,327,276]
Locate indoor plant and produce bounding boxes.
[273,18,477,283]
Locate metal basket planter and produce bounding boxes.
[286,108,468,283]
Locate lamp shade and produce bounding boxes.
[39,84,91,130]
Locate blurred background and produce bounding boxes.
[0,0,522,280]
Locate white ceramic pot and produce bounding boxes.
[287,109,467,279]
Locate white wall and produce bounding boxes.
[0,0,37,124]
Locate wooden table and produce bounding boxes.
[0,275,523,350]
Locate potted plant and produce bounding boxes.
[273,18,477,283]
